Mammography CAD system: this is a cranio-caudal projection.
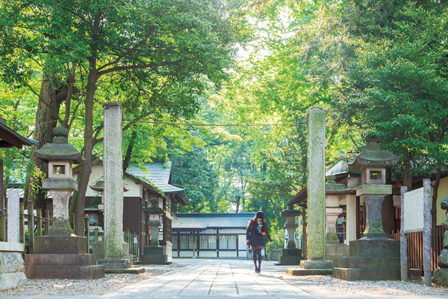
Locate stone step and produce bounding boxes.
[25,254,96,267]
[332,267,400,281]
[326,243,350,256]
[33,235,88,254]
[140,253,170,265]
[287,268,332,276]
[25,265,105,279]
[349,239,400,258]
[332,256,400,269]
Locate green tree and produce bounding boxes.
[1,0,248,234]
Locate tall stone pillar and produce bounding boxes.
[306,108,326,260]
[6,190,20,243]
[103,102,124,261]
[345,194,357,244]
[288,108,333,275]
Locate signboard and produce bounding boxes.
[403,187,424,233]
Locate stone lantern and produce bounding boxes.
[24,126,105,279]
[141,197,171,264]
[433,196,448,285]
[325,175,349,243]
[349,135,399,239]
[276,206,302,265]
[89,180,133,263]
[332,135,401,281]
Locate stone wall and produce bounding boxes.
[0,242,27,291]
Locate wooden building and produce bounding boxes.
[74,160,188,262]
[172,213,254,259]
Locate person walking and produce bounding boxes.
[246,211,272,273]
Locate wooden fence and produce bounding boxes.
[0,201,53,251]
[3,198,138,261]
[387,224,447,272]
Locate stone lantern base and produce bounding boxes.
[140,245,171,265]
[276,248,302,265]
[332,239,401,281]
[25,235,105,279]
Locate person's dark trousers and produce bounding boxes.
[252,249,258,271]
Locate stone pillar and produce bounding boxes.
[103,102,124,261]
[325,194,342,243]
[306,108,326,260]
[345,195,356,244]
[292,107,333,273]
[6,190,20,243]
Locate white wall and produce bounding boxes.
[199,251,217,258]
[74,164,143,198]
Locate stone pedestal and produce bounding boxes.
[332,239,401,280]
[0,242,27,291]
[332,196,401,281]
[25,192,105,279]
[277,248,302,265]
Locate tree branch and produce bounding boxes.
[97,59,184,78]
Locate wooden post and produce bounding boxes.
[27,201,34,253]
[94,227,99,243]
[356,196,360,239]
[423,179,432,286]
[36,208,43,236]
[400,186,408,281]
[0,159,4,241]
[44,210,50,235]
[0,159,3,216]
[20,203,25,243]
[84,214,89,253]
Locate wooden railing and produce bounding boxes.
[0,200,92,254]
[387,224,447,272]
[124,229,139,257]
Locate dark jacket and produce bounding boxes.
[246,218,272,247]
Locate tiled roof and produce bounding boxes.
[172,213,255,230]
[126,162,185,194]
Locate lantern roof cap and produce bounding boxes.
[325,174,350,195]
[34,126,83,164]
[347,135,400,170]
[89,180,129,192]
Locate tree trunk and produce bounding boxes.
[402,148,412,190]
[24,73,59,210]
[73,67,97,236]
[235,196,240,213]
[123,130,137,173]
[382,168,395,234]
[432,167,441,232]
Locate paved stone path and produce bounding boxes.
[4,259,447,299]
[103,259,308,298]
